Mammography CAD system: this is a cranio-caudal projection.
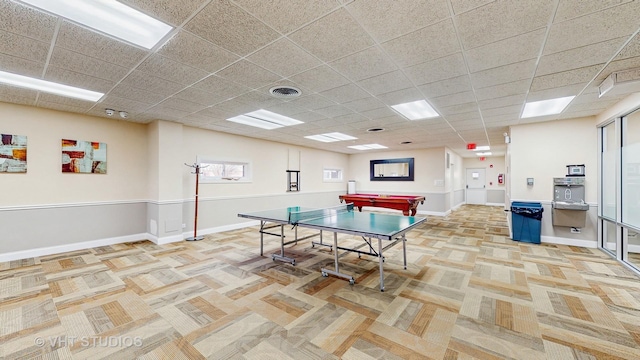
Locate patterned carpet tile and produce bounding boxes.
[1,205,640,359]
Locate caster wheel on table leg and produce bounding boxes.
[349,279,355,285]
[321,272,327,277]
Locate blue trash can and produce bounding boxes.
[510,202,543,244]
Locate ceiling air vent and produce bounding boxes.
[269,86,301,98]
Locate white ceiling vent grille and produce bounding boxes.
[599,67,640,97]
[269,86,301,98]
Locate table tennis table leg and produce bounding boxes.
[378,238,385,292]
[269,224,296,265]
[402,234,407,270]
[320,232,355,285]
[259,221,264,256]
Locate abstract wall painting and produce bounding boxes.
[61,139,107,174]
[0,134,27,173]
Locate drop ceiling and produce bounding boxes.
[1,0,639,157]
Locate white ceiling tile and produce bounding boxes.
[314,104,353,118]
[136,54,210,86]
[465,29,546,73]
[288,8,374,62]
[470,59,537,89]
[119,70,185,97]
[44,67,115,93]
[449,0,495,15]
[0,84,37,105]
[0,51,44,78]
[554,0,635,23]
[109,85,168,105]
[537,37,627,76]
[156,97,207,113]
[478,94,526,110]
[192,75,250,98]
[544,1,640,54]
[233,0,339,34]
[614,33,640,60]
[49,48,129,83]
[430,91,476,108]
[286,94,337,111]
[0,30,50,63]
[184,0,279,56]
[157,30,239,73]
[360,107,396,120]
[346,0,449,43]
[342,97,386,112]
[356,70,412,96]
[404,53,468,85]
[288,65,350,93]
[319,83,370,104]
[418,75,472,98]
[474,80,531,101]
[120,0,205,27]
[55,21,148,68]
[247,39,321,78]
[454,0,555,50]
[330,46,397,82]
[381,19,460,68]
[216,60,281,89]
[530,64,602,92]
[439,101,479,115]
[172,87,228,106]
[0,0,57,42]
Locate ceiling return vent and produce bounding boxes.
[599,67,640,97]
[269,86,301,98]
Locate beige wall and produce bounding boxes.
[510,116,597,202]
[181,125,350,198]
[348,148,446,193]
[0,102,148,205]
[463,156,506,190]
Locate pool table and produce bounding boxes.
[338,193,425,216]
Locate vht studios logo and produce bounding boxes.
[35,336,143,348]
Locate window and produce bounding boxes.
[323,168,343,182]
[197,157,251,183]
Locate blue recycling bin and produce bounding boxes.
[510,202,543,244]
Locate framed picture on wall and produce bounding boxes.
[61,139,107,174]
[0,133,27,173]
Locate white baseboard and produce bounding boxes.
[194,221,259,235]
[540,235,597,248]
[0,233,149,262]
[150,234,184,245]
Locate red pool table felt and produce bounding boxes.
[339,193,425,216]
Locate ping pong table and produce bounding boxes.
[238,204,426,291]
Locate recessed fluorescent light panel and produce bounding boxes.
[473,146,490,151]
[348,144,388,150]
[305,132,357,143]
[521,96,575,118]
[0,71,104,101]
[226,109,303,130]
[19,0,173,49]
[391,100,439,120]
[476,152,492,156]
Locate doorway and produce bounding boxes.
[466,168,486,205]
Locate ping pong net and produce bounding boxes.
[288,203,355,224]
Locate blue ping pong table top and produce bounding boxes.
[238,206,426,238]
